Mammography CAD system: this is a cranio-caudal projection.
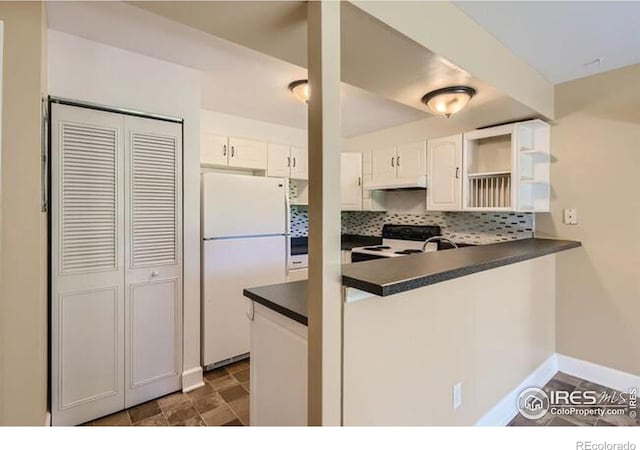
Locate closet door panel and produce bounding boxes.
[124,116,182,408]
[51,103,125,426]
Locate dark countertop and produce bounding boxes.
[342,238,581,297]
[244,280,307,325]
[244,238,581,325]
[290,235,383,255]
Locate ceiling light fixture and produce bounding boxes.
[288,79,310,103]
[421,86,477,118]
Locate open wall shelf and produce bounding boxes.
[462,120,550,212]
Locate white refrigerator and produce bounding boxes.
[202,172,289,368]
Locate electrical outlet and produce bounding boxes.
[564,208,578,225]
[453,382,463,409]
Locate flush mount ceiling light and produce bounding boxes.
[288,79,310,103]
[421,86,477,118]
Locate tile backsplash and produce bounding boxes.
[341,211,534,245]
[290,206,309,237]
[290,206,534,244]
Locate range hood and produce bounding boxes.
[363,175,427,191]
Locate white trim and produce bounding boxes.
[475,354,558,426]
[181,366,204,393]
[343,287,376,304]
[474,353,640,426]
[556,353,640,393]
[45,412,51,426]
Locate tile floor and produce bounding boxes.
[509,371,639,427]
[86,366,637,426]
[85,359,250,426]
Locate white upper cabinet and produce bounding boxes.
[369,141,427,187]
[228,137,267,170]
[201,134,267,170]
[396,141,427,180]
[201,133,228,166]
[371,147,398,183]
[267,144,291,178]
[341,153,363,211]
[289,146,308,180]
[462,119,550,212]
[427,135,463,211]
[266,145,308,180]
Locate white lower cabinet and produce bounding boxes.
[250,303,308,426]
[51,103,182,425]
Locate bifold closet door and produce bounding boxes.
[51,104,126,426]
[124,116,182,407]
[52,103,183,425]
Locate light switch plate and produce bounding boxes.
[564,208,578,225]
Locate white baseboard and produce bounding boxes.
[475,353,640,426]
[475,354,558,426]
[181,366,204,393]
[45,412,51,426]
[556,353,640,393]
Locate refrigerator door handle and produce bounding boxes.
[284,179,291,273]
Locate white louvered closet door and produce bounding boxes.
[51,104,126,426]
[124,116,182,407]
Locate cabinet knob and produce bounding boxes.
[396,156,400,166]
[391,156,395,167]
[287,156,291,167]
[455,167,460,179]
[151,270,159,278]
[223,144,227,156]
[292,157,296,168]
[231,146,235,157]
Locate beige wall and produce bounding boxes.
[343,256,556,425]
[536,64,640,376]
[0,2,48,426]
[48,29,203,391]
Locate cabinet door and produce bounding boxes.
[341,153,363,211]
[201,133,228,166]
[124,116,182,408]
[290,146,308,180]
[51,104,126,426]
[251,304,308,426]
[371,147,397,184]
[228,137,268,170]
[427,135,463,211]
[396,141,427,179]
[361,151,385,211]
[267,144,291,178]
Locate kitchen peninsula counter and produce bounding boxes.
[342,237,581,296]
[243,238,581,324]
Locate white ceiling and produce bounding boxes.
[46,1,427,137]
[454,1,640,84]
